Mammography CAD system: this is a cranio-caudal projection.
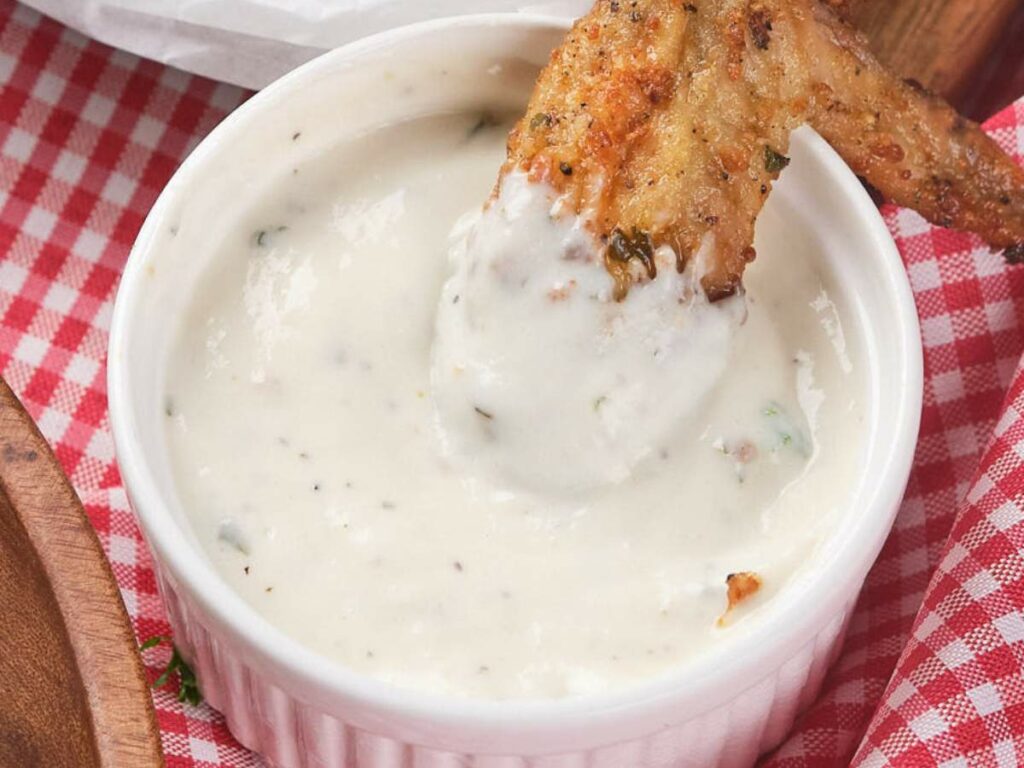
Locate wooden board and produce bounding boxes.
[0,378,163,767]
[849,0,1023,110]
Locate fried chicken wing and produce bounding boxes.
[503,0,1024,299]
[803,4,1024,254]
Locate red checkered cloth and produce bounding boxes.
[1,2,1023,766]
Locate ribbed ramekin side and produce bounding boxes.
[150,559,854,768]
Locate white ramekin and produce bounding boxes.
[109,14,923,768]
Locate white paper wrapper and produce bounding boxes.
[22,0,589,89]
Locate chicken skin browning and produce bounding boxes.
[502,0,1024,300]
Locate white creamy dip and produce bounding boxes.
[165,112,864,699]
[432,173,744,492]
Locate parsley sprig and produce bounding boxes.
[763,145,791,174]
[140,635,202,706]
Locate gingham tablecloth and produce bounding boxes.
[2,2,1024,765]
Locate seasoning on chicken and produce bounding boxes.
[502,0,1024,300]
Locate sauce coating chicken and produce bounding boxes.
[503,0,1024,300]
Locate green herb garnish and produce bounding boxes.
[605,226,657,300]
[607,227,657,279]
[140,635,202,706]
[529,112,552,130]
[764,146,790,174]
[762,401,809,456]
[253,225,288,248]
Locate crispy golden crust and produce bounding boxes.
[504,0,1024,299]
[717,571,762,626]
[502,0,689,222]
[505,0,791,300]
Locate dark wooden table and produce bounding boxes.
[853,0,1024,121]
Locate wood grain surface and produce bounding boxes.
[850,0,1022,108]
[958,2,1024,120]
[0,378,163,768]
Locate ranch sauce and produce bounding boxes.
[165,113,863,699]
[432,172,745,492]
